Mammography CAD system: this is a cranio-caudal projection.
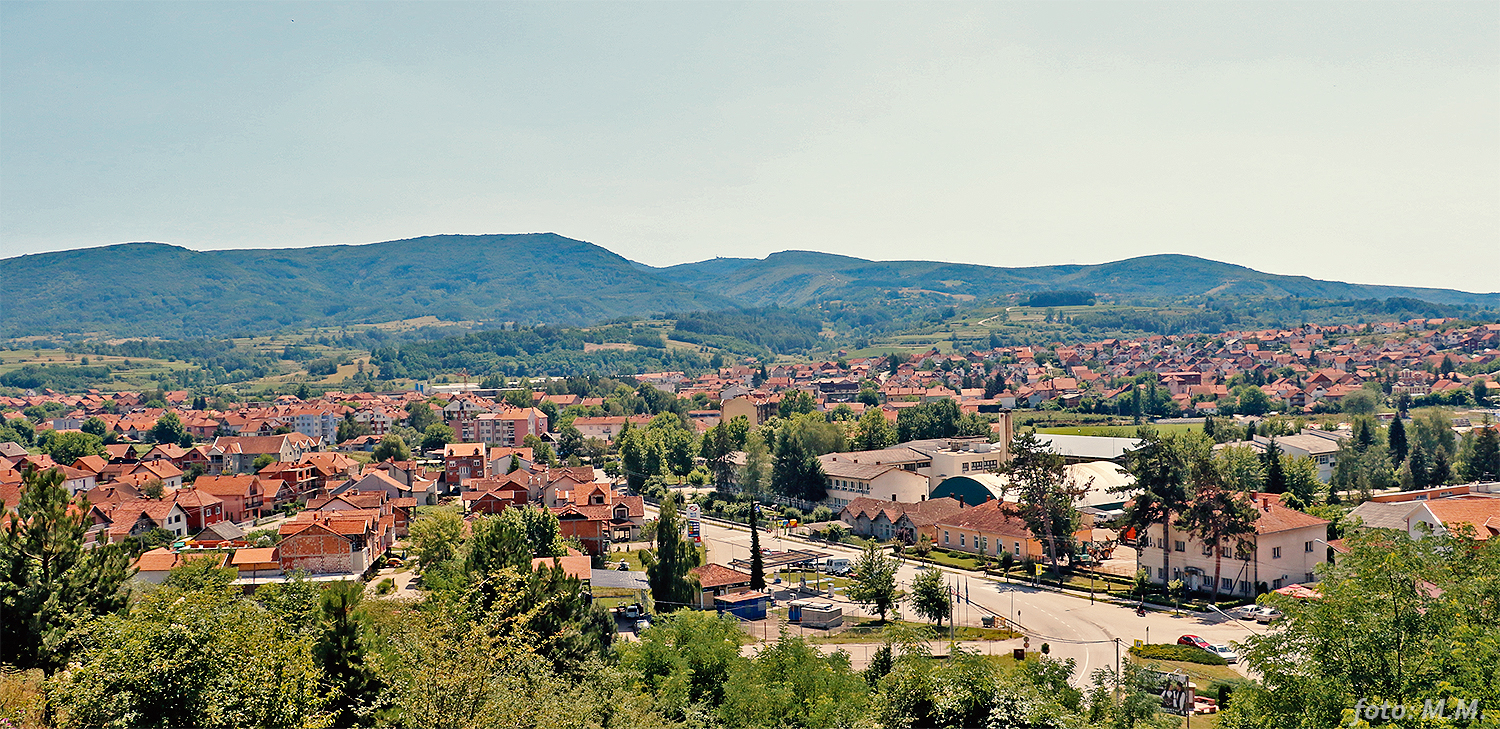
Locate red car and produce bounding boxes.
[1177,635,1211,650]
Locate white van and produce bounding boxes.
[818,558,850,575]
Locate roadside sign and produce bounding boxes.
[685,503,702,543]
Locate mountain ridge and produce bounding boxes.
[648,250,1499,308]
[2,236,1494,340]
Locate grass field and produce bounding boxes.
[809,617,1020,644]
[1037,423,1201,437]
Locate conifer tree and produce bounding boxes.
[645,497,699,611]
[748,499,765,590]
[0,465,134,673]
[1388,416,1408,465]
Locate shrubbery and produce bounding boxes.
[1128,643,1227,665]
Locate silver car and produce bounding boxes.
[1208,644,1238,664]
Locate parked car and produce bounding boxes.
[1207,644,1238,664]
[1254,607,1283,624]
[1232,605,1261,620]
[623,604,642,619]
[1177,635,1212,651]
[634,619,651,632]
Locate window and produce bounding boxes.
[1272,546,1282,559]
[1202,544,1213,556]
[1272,577,1284,590]
[1158,567,1166,580]
[1014,542,1020,555]
[959,534,966,547]
[1305,541,1314,552]
[1239,580,1251,594]
[1222,577,1234,591]
[944,531,950,545]
[1174,540,1185,552]
[1305,572,1315,583]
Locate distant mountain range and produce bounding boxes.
[649,251,1500,309]
[2,234,1495,339]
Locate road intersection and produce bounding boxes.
[672,509,1259,683]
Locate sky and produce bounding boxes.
[2,1,1496,292]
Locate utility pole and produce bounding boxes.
[1114,638,1122,699]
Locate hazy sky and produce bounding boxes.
[3,2,1496,292]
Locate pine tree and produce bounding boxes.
[1429,447,1453,486]
[1406,441,1431,489]
[1264,439,1287,494]
[645,497,699,611]
[315,581,382,727]
[748,500,765,590]
[0,465,134,673]
[1464,425,1499,482]
[1388,416,1408,465]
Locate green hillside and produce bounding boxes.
[5,236,1495,342]
[652,251,1500,308]
[0,234,731,338]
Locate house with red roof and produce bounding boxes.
[192,474,271,523]
[551,484,645,555]
[1138,492,1329,596]
[277,509,392,575]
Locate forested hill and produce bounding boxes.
[0,234,730,338]
[651,251,1500,308]
[5,235,1496,340]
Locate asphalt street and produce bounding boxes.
[664,507,1260,684]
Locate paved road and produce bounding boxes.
[668,508,1259,685]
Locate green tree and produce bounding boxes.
[405,400,439,432]
[739,431,770,497]
[151,412,188,445]
[778,389,818,418]
[1262,438,1287,494]
[336,413,371,444]
[252,453,276,471]
[910,568,952,628]
[1460,424,1499,482]
[619,421,649,492]
[1280,455,1325,511]
[409,509,464,567]
[1235,385,1273,416]
[43,430,104,464]
[719,633,870,728]
[857,387,881,407]
[1387,415,1408,465]
[772,429,828,502]
[49,569,327,729]
[1225,528,1500,728]
[618,609,745,716]
[1116,427,1193,597]
[643,498,700,612]
[371,433,411,462]
[748,498,765,590]
[555,423,584,461]
[315,581,382,727]
[80,416,107,437]
[421,423,454,452]
[0,466,134,673]
[1216,444,1267,492]
[846,542,899,621]
[1003,430,1087,575]
[1340,389,1379,416]
[1178,451,1259,605]
[853,408,898,451]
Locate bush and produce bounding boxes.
[375,577,395,595]
[1128,643,1227,666]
